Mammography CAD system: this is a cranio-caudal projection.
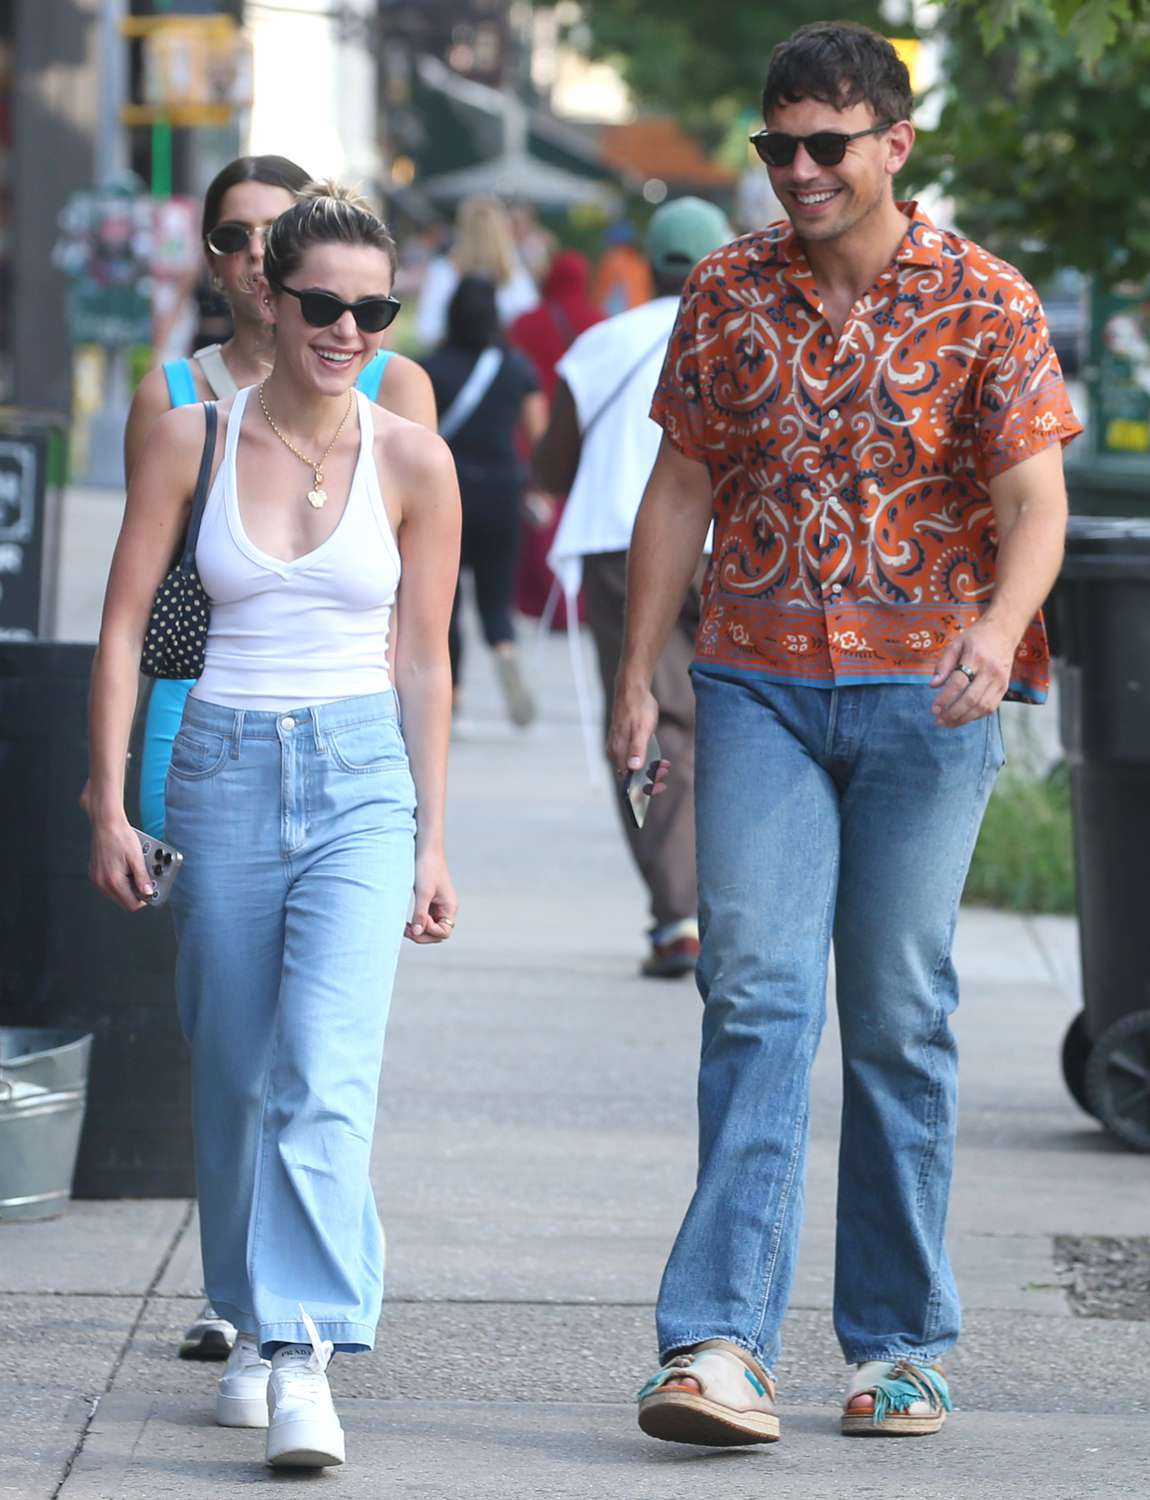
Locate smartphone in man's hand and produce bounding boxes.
[621,734,662,831]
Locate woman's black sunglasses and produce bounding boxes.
[749,121,895,169]
[270,277,402,334]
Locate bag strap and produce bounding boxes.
[162,359,198,408]
[192,343,237,399]
[547,302,576,350]
[438,346,504,440]
[579,328,671,441]
[180,402,218,567]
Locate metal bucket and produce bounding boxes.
[0,1027,92,1221]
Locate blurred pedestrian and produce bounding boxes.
[87,182,460,1470]
[415,195,539,348]
[510,249,604,621]
[98,154,438,1369]
[423,276,547,726]
[610,21,1081,1446]
[509,200,558,286]
[535,200,732,978]
[510,250,603,400]
[593,220,654,317]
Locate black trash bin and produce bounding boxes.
[0,642,195,1195]
[1055,516,1150,1151]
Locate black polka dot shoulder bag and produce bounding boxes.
[140,401,218,680]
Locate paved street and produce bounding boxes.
[2,487,1148,1497]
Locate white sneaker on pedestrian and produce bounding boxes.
[265,1309,345,1468]
[179,1302,238,1360]
[215,1335,271,1427]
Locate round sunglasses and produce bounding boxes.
[205,219,276,256]
[749,121,895,169]
[270,277,401,334]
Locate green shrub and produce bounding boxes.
[964,761,1076,914]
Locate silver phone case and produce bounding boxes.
[133,829,184,907]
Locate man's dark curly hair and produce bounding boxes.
[762,21,912,125]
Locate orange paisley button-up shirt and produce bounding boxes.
[651,203,1082,703]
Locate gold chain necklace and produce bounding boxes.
[257,381,354,510]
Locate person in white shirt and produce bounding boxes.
[535,198,733,978]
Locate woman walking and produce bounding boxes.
[109,153,437,1366]
[87,183,460,1470]
[423,275,546,725]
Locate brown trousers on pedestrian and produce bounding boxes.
[581,550,701,935]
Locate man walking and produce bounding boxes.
[610,21,1080,1443]
[536,198,732,979]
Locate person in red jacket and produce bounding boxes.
[510,251,604,622]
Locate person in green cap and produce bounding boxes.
[535,197,733,979]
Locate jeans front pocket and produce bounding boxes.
[327,719,407,775]
[168,727,230,781]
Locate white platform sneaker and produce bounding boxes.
[215,1335,271,1427]
[265,1310,345,1468]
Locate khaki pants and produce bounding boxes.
[581,550,700,935]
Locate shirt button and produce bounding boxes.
[828,408,839,421]
[280,716,296,731]
[830,583,843,596]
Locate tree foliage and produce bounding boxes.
[907,5,1150,284]
[570,1,892,140]
[969,0,1147,64]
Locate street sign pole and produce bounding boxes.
[152,0,174,200]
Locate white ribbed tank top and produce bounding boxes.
[191,385,401,712]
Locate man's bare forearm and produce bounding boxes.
[984,445,1068,646]
[984,497,1067,647]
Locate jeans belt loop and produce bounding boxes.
[230,710,244,759]
[312,706,327,754]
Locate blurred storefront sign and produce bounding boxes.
[53,182,154,349]
[52,180,202,486]
[0,414,64,639]
[1091,282,1150,456]
[120,12,252,128]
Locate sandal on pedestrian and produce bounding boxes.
[637,1339,780,1446]
[841,1358,952,1436]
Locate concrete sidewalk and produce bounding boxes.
[4,510,1148,1496]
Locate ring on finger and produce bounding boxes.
[956,663,976,683]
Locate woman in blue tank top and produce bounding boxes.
[125,156,436,840]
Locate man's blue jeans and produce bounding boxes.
[656,672,1005,1374]
[166,691,416,1356]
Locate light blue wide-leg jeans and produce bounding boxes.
[655,672,1004,1374]
[166,690,415,1356]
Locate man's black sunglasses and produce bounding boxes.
[270,277,401,334]
[749,121,896,169]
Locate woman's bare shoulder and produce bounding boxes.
[139,397,233,481]
[373,409,456,507]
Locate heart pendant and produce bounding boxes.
[307,488,327,510]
